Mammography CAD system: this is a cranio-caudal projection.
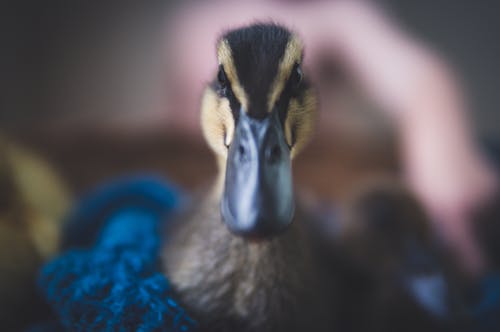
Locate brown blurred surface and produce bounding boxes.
[8,122,398,202]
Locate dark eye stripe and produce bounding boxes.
[274,63,305,126]
[217,65,228,87]
[290,63,302,89]
[213,65,241,124]
[289,63,303,94]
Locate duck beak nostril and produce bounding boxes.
[265,144,282,164]
[238,144,248,162]
[238,145,245,156]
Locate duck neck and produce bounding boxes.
[162,171,326,330]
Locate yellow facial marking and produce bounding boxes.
[200,87,235,160]
[284,89,317,158]
[204,33,315,164]
[267,35,303,112]
[217,39,248,110]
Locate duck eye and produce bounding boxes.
[290,63,303,89]
[218,66,228,88]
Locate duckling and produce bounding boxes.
[0,135,70,330]
[334,178,468,332]
[162,24,334,332]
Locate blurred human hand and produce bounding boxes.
[163,0,498,275]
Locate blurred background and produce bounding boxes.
[1,0,499,330]
[1,0,499,195]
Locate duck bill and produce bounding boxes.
[221,108,294,238]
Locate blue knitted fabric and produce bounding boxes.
[35,175,500,331]
[38,176,197,332]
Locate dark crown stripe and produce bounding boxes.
[223,23,291,119]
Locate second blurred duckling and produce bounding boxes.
[0,136,70,331]
[333,178,469,332]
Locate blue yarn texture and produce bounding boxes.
[38,176,197,332]
[36,175,500,331]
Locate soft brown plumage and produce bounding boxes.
[163,185,334,332]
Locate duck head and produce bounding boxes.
[200,24,316,239]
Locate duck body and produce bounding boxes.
[161,22,333,331]
[163,184,335,332]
